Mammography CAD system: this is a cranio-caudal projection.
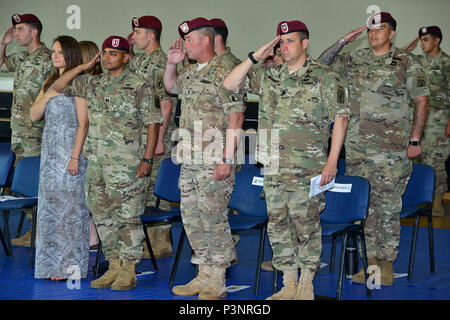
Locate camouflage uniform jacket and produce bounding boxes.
[416,50,449,132]
[65,68,162,165]
[171,54,245,163]
[255,57,350,170]
[1,43,52,136]
[330,46,430,155]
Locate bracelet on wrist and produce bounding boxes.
[340,38,347,45]
[142,157,154,165]
[248,51,258,64]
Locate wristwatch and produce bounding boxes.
[222,157,233,164]
[142,157,154,165]
[409,140,420,146]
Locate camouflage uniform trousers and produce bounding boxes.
[179,164,235,269]
[346,148,412,262]
[415,127,450,207]
[264,172,325,272]
[11,130,42,164]
[85,160,149,265]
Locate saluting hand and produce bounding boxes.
[0,26,14,46]
[403,37,420,52]
[167,38,186,65]
[342,26,366,44]
[252,36,281,62]
[82,51,101,72]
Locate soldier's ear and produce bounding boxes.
[122,52,130,64]
[389,30,396,40]
[301,38,309,51]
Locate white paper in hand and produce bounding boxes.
[309,175,335,198]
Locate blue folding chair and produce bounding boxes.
[320,175,371,300]
[94,157,182,277]
[0,156,40,266]
[0,151,15,256]
[227,166,268,295]
[400,163,435,280]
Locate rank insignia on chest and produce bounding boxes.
[157,79,163,89]
[104,97,111,104]
[336,85,345,104]
[228,93,240,102]
[122,86,134,90]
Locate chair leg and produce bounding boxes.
[407,215,420,281]
[0,227,9,256]
[142,224,158,271]
[15,211,26,238]
[254,224,267,296]
[273,268,279,294]
[427,213,435,273]
[169,227,186,286]
[29,206,37,268]
[336,232,348,300]
[358,231,371,297]
[330,235,337,272]
[94,241,102,278]
[3,211,13,259]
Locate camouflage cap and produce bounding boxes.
[11,13,41,27]
[419,26,442,39]
[102,35,130,52]
[178,17,212,39]
[277,20,308,36]
[132,16,162,31]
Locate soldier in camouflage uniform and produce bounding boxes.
[224,20,350,300]
[319,12,430,286]
[403,26,450,216]
[54,36,162,291]
[129,16,176,211]
[0,13,52,246]
[164,18,245,300]
[128,15,177,259]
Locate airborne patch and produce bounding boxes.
[336,85,345,104]
[228,93,240,102]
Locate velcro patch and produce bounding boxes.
[336,85,345,104]
[228,93,240,102]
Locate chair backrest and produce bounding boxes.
[402,163,435,207]
[0,151,15,187]
[10,156,40,197]
[228,167,267,217]
[320,175,370,224]
[154,157,181,203]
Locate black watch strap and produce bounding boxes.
[142,157,154,164]
[248,51,258,64]
[409,140,420,146]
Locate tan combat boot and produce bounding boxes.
[11,230,32,247]
[295,269,315,300]
[198,267,227,300]
[261,261,274,271]
[379,260,394,286]
[266,270,298,300]
[172,264,210,296]
[90,259,122,289]
[351,258,378,284]
[111,261,137,291]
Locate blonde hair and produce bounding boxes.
[79,40,103,75]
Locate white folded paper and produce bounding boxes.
[309,175,335,198]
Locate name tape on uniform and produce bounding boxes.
[252,176,264,186]
[328,183,352,193]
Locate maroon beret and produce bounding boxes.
[11,13,41,27]
[367,12,397,31]
[102,36,130,52]
[419,26,442,38]
[178,17,212,39]
[132,16,162,31]
[209,18,227,29]
[276,20,308,36]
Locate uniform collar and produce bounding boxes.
[280,56,310,79]
[369,45,396,65]
[424,49,443,64]
[105,67,129,83]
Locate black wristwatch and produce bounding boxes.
[248,51,258,64]
[409,140,420,146]
[142,157,154,165]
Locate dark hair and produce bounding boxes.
[214,27,228,46]
[430,33,443,45]
[386,20,397,31]
[145,28,161,43]
[26,21,42,37]
[43,35,82,92]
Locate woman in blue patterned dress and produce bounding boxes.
[30,35,89,280]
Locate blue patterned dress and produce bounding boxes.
[34,93,89,279]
